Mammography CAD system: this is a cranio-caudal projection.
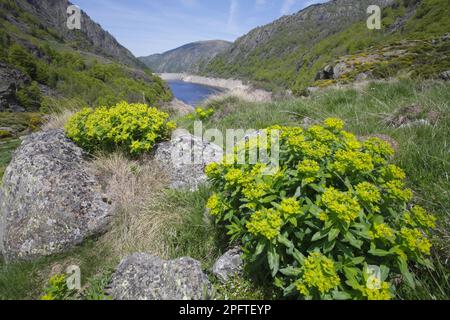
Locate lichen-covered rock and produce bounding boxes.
[0,130,112,262]
[108,253,211,300]
[154,131,223,190]
[440,70,450,81]
[212,248,243,283]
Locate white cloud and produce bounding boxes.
[227,0,240,35]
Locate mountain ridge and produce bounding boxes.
[201,0,449,93]
[139,40,232,73]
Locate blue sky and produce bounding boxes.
[71,0,326,56]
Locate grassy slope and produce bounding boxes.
[203,0,450,94]
[1,79,448,300]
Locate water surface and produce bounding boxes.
[167,80,222,106]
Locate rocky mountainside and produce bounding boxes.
[0,0,172,113]
[13,0,144,69]
[139,40,232,73]
[202,0,450,93]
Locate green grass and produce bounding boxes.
[176,79,450,300]
[0,112,43,179]
[0,240,116,300]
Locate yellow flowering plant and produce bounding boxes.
[65,102,175,155]
[206,118,436,300]
[41,274,78,300]
[189,107,215,120]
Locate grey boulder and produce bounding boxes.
[0,130,112,262]
[154,130,223,190]
[212,248,243,283]
[108,253,212,300]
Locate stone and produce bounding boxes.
[154,131,223,191]
[212,248,243,283]
[440,70,450,81]
[332,62,350,79]
[0,130,112,262]
[108,253,212,300]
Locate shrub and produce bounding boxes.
[16,81,42,110]
[65,102,176,155]
[8,44,37,78]
[190,107,215,121]
[40,274,78,300]
[206,118,436,300]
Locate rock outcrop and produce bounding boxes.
[154,131,223,190]
[0,130,112,262]
[108,253,211,300]
[212,248,243,283]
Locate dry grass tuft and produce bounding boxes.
[91,152,181,260]
[42,109,76,131]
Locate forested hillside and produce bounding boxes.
[202,0,450,94]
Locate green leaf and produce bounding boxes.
[311,229,329,242]
[369,244,392,257]
[344,232,363,249]
[267,245,280,277]
[328,228,340,242]
[280,266,302,277]
[332,291,352,300]
[397,257,416,289]
[254,242,266,257]
[278,234,294,249]
[292,249,305,264]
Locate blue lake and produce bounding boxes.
[167,80,223,106]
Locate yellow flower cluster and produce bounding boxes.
[298,140,332,160]
[324,118,345,131]
[370,223,395,241]
[404,206,437,229]
[295,253,341,297]
[307,125,338,143]
[191,107,214,120]
[361,282,392,300]
[332,150,374,175]
[206,193,226,216]
[280,198,302,216]
[364,137,394,164]
[205,162,221,178]
[355,182,381,203]
[246,208,282,240]
[381,165,406,181]
[341,131,362,150]
[298,159,320,184]
[383,180,413,202]
[400,228,432,255]
[242,182,270,201]
[225,168,245,185]
[320,187,362,224]
[65,102,175,155]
